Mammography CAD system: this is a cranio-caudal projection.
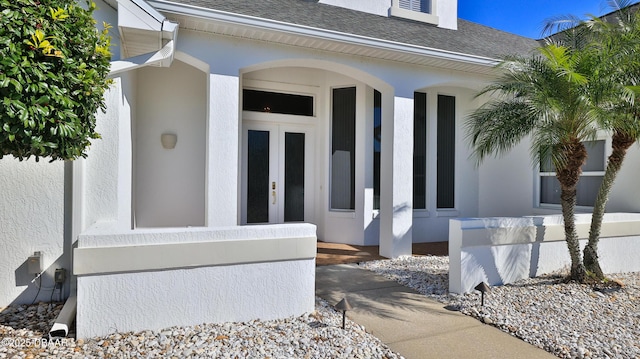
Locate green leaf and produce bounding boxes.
[8,78,22,92]
[0,0,112,160]
[35,95,50,105]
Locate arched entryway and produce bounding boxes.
[238,60,394,246]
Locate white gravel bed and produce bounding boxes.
[360,255,640,359]
[0,297,403,359]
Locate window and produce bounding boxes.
[539,140,605,207]
[413,92,427,210]
[331,87,356,210]
[399,0,430,13]
[373,90,382,210]
[243,89,313,116]
[437,95,455,209]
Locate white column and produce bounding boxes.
[82,76,129,229]
[379,94,413,258]
[116,76,133,230]
[362,87,375,244]
[207,74,240,226]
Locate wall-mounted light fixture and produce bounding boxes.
[161,133,177,149]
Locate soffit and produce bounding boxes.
[143,0,510,76]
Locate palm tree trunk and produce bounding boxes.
[556,138,587,282]
[584,131,635,279]
[560,188,586,281]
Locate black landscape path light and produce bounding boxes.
[335,297,352,329]
[475,282,491,307]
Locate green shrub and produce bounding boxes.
[0,0,112,161]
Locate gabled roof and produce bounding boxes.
[152,0,539,60]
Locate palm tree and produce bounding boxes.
[546,0,640,279]
[466,44,601,282]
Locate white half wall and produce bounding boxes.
[449,213,640,293]
[75,224,316,338]
[77,259,315,338]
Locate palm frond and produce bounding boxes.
[465,100,538,165]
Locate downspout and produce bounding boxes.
[49,295,77,338]
[49,161,83,339]
[48,18,178,339]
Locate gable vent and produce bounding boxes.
[399,0,430,13]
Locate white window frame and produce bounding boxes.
[390,0,439,25]
[537,139,607,209]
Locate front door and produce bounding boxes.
[242,122,314,224]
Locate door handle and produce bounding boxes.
[272,182,276,204]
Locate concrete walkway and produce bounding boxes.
[316,264,556,359]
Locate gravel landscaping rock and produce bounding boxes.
[361,255,640,359]
[3,255,638,358]
[0,298,403,358]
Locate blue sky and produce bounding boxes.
[458,0,640,39]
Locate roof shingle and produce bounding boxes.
[165,0,540,59]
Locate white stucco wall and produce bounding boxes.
[436,0,458,30]
[77,259,315,338]
[134,60,207,227]
[83,79,127,230]
[477,137,534,218]
[0,159,66,306]
[478,135,640,218]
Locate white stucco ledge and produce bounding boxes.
[77,221,316,247]
[74,223,316,275]
[449,213,640,294]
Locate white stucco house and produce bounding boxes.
[2,0,640,338]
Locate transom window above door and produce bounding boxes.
[243,89,314,117]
